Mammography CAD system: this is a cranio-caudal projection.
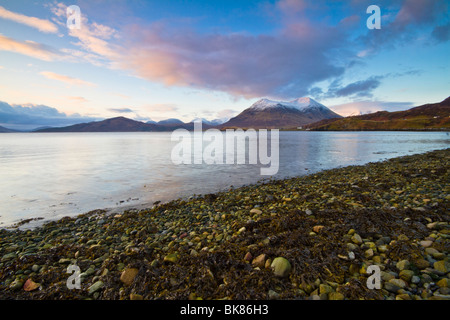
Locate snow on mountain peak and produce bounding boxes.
[249,97,326,111]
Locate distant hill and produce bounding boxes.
[36,117,157,132]
[220,97,342,129]
[305,97,450,131]
[157,118,184,125]
[0,125,19,133]
[34,116,213,132]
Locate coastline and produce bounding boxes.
[0,149,449,300]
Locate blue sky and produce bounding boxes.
[0,0,449,129]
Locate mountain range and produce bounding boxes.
[31,96,339,132]
[305,96,450,131]
[1,96,448,132]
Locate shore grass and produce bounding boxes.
[0,148,449,300]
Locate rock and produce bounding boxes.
[271,257,292,278]
[397,234,409,241]
[411,276,421,284]
[427,222,439,230]
[381,271,395,282]
[130,294,143,300]
[351,234,363,244]
[384,282,401,293]
[252,254,266,268]
[58,258,72,265]
[436,278,449,288]
[389,278,407,289]
[396,293,412,300]
[399,270,414,282]
[268,289,280,300]
[396,260,410,271]
[31,264,40,272]
[425,248,445,260]
[23,279,39,292]
[348,252,355,260]
[434,260,450,274]
[88,281,104,295]
[415,259,430,270]
[164,253,179,264]
[305,209,313,215]
[319,284,334,294]
[1,252,17,262]
[244,252,252,262]
[312,225,324,233]
[329,292,345,300]
[419,240,433,248]
[9,279,24,291]
[250,208,262,215]
[365,249,374,258]
[120,268,139,286]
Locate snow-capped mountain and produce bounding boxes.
[190,117,229,126]
[249,97,330,112]
[220,97,342,129]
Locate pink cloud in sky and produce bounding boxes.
[0,34,59,61]
[40,71,97,87]
[117,20,348,99]
[0,5,58,33]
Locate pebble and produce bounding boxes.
[164,253,179,264]
[88,281,104,295]
[268,290,280,300]
[244,252,252,262]
[130,294,143,300]
[396,260,410,271]
[23,279,39,292]
[250,208,262,215]
[120,268,139,286]
[351,234,363,245]
[252,254,266,268]
[271,257,292,278]
[433,260,449,274]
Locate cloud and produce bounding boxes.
[0,34,59,61]
[108,107,134,113]
[432,22,450,42]
[329,100,414,117]
[118,19,349,99]
[0,5,58,33]
[40,71,97,87]
[333,76,382,98]
[359,0,449,53]
[143,103,179,113]
[311,76,383,100]
[67,96,89,103]
[276,0,308,15]
[0,101,101,130]
[48,2,120,66]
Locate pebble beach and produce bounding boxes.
[0,148,449,300]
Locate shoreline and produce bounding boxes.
[0,149,449,300]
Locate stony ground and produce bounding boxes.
[0,149,449,300]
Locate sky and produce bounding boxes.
[0,0,449,130]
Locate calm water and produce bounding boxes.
[0,131,448,228]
